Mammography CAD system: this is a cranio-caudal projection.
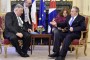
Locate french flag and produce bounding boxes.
[31,0,37,31]
[48,0,57,33]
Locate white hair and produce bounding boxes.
[14,4,23,11]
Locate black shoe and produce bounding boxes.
[68,47,75,51]
[21,49,27,54]
[18,52,26,57]
[48,52,59,57]
[17,51,29,57]
[55,56,65,60]
[24,53,30,57]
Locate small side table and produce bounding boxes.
[30,34,51,55]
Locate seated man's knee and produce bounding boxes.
[9,35,18,41]
[25,35,31,41]
[65,34,72,40]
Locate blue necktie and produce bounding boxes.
[69,17,74,26]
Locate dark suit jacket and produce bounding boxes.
[4,12,28,35]
[20,3,32,29]
[57,15,86,35]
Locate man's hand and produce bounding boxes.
[50,20,57,27]
[28,29,32,32]
[69,27,73,32]
[16,33,23,38]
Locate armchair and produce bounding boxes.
[0,15,23,58]
[70,16,89,59]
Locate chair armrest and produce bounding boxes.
[0,27,3,32]
[80,31,87,39]
[0,28,4,40]
[79,31,88,44]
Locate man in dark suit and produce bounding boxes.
[4,4,31,57]
[21,0,32,32]
[49,6,86,60]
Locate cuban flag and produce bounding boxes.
[48,0,57,33]
[31,0,37,31]
[38,0,46,30]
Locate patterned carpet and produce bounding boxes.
[0,44,90,60]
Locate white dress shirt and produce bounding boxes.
[17,17,23,27]
[24,3,31,24]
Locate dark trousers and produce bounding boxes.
[4,31,31,54]
[53,29,80,57]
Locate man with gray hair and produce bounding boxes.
[4,4,31,57]
[50,6,86,60]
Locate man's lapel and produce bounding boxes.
[71,15,79,26]
[12,12,19,25]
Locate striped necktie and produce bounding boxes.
[17,17,23,27]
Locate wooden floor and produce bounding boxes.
[0,44,90,60]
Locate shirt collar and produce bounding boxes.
[71,15,78,20]
[74,15,77,19]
